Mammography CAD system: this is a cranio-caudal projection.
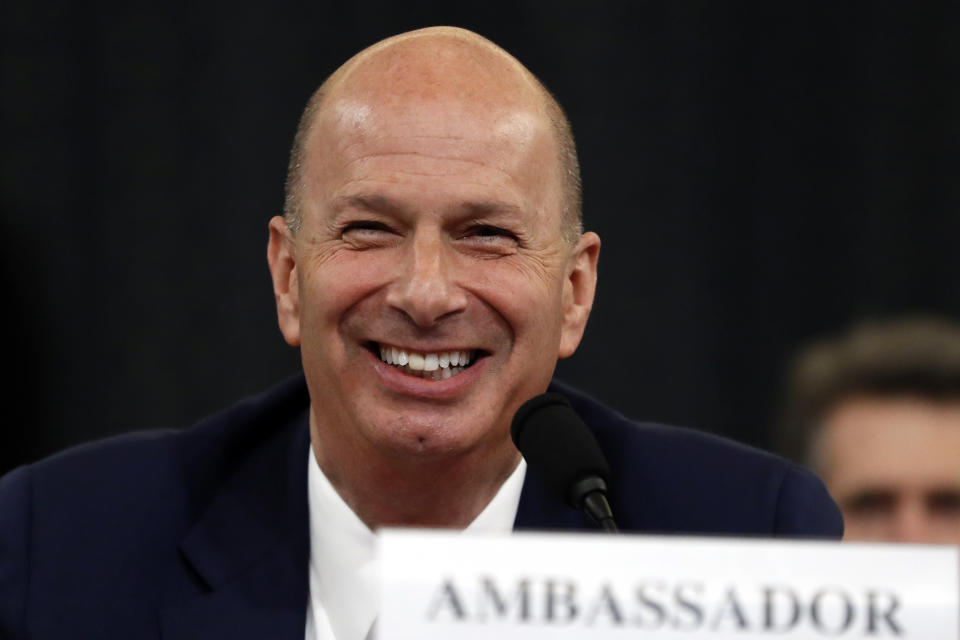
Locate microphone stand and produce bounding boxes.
[570,476,619,533]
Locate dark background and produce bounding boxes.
[3,2,959,476]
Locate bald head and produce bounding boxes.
[283,27,582,243]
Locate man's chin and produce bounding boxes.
[357,403,507,462]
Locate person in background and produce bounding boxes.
[778,316,960,543]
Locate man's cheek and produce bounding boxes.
[468,261,560,304]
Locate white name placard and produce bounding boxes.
[378,529,958,639]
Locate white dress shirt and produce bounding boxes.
[304,450,527,640]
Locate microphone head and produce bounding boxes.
[510,393,611,508]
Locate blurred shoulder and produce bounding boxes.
[548,379,843,538]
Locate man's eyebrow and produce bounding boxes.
[459,199,523,217]
[330,194,523,218]
[331,193,406,215]
[843,488,897,512]
[926,488,960,511]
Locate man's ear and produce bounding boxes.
[267,216,301,346]
[558,231,601,358]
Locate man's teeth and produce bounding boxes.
[378,345,474,379]
[379,346,474,369]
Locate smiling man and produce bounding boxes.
[0,27,841,640]
[267,28,598,534]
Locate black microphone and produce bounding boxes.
[511,393,619,532]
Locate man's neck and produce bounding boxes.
[309,432,521,530]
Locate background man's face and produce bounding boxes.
[817,396,960,544]
[281,82,591,462]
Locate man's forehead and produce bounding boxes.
[307,99,558,224]
[287,27,572,238]
[820,397,960,482]
[320,96,546,147]
[303,33,558,186]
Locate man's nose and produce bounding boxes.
[385,233,468,327]
[891,499,932,543]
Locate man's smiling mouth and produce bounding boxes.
[372,343,478,381]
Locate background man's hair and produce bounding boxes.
[282,77,583,244]
[777,315,960,466]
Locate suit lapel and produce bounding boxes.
[161,409,311,640]
[158,375,594,638]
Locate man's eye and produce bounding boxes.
[462,225,519,244]
[341,221,396,246]
[343,221,392,234]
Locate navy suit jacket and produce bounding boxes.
[0,376,842,639]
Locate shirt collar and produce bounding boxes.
[307,448,526,640]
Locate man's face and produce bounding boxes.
[817,396,960,544]
[269,86,598,464]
